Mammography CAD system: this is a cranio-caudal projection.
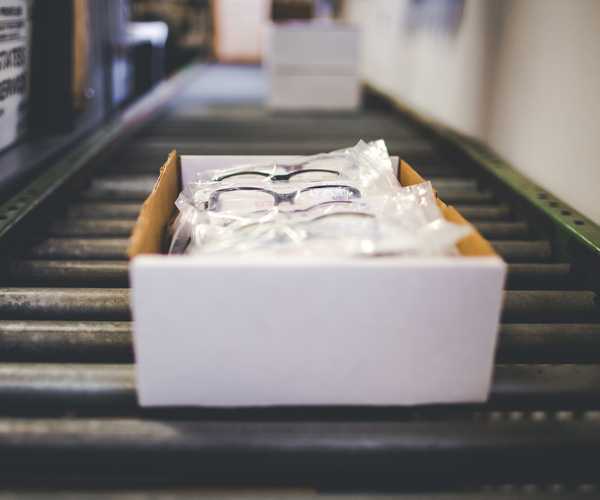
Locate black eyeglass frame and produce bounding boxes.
[204,184,362,212]
[215,168,341,183]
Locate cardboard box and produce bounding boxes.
[264,22,360,110]
[213,0,271,63]
[265,22,359,68]
[129,152,506,407]
[268,72,360,111]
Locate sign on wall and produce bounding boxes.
[406,0,465,34]
[0,0,28,152]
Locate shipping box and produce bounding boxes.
[129,152,505,407]
[264,22,360,110]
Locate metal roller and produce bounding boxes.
[107,158,468,179]
[2,261,576,290]
[0,492,573,500]
[418,177,478,189]
[1,364,600,413]
[116,142,442,169]
[26,239,130,260]
[0,418,599,486]
[454,204,511,221]
[505,263,575,289]
[144,115,418,139]
[400,163,469,178]
[81,174,490,203]
[4,260,129,286]
[491,363,600,410]
[66,202,143,219]
[0,288,131,320]
[491,241,552,262]
[47,220,135,238]
[152,111,414,127]
[49,219,529,242]
[437,189,495,205]
[497,323,600,363]
[27,238,551,263]
[106,160,467,179]
[25,240,552,267]
[78,184,495,205]
[471,222,529,240]
[80,176,157,201]
[502,291,600,323]
[0,321,132,363]
[0,364,135,412]
[130,137,437,155]
[1,288,597,322]
[2,321,600,365]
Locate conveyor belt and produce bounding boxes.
[1,65,600,495]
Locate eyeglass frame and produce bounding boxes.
[231,209,376,241]
[204,184,362,212]
[215,167,341,183]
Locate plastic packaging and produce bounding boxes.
[169,140,472,257]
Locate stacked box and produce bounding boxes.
[264,22,360,110]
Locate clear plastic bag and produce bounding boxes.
[169,140,473,258]
[187,139,399,196]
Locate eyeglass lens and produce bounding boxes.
[211,185,360,212]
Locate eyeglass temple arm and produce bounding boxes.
[215,171,271,182]
[299,184,361,198]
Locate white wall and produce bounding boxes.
[344,0,600,224]
[486,0,600,226]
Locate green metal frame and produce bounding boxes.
[441,129,600,256]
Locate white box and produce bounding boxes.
[268,72,360,111]
[264,22,360,110]
[265,22,359,69]
[129,152,506,407]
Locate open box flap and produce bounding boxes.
[128,150,180,257]
[399,159,496,257]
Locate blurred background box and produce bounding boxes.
[213,0,270,63]
[264,21,360,110]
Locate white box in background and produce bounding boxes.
[264,22,360,110]
[214,0,271,63]
[128,153,506,408]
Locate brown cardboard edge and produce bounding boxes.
[128,150,180,258]
[399,160,498,257]
[128,153,498,259]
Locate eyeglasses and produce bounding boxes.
[212,156,353,183]
[220,210,377,251]
[215,168,340,183]
[205,184,362,212]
